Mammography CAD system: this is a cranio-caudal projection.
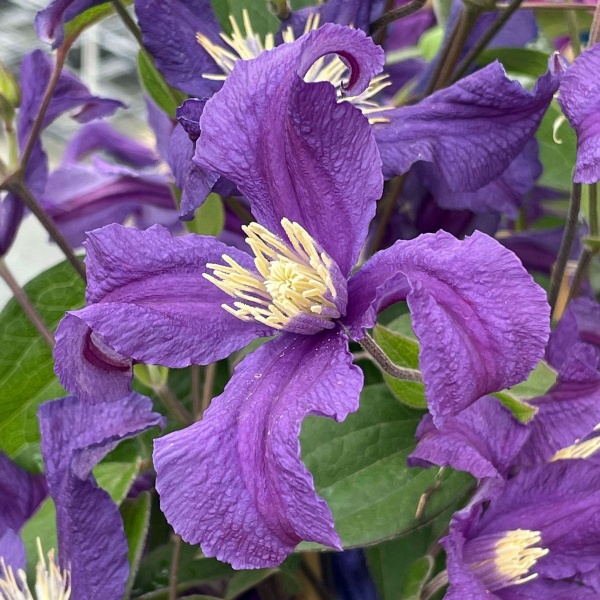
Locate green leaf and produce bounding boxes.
[476,47,550,78]
[0,260,85,462]
[300,385,472,549]
[64,2,125,41]
[122,492,152,599]
[186,193,225,237]
[94,459,141,504]
[373,323,427,410]
[418,26,443,61]
[509,360,557,399]
[137,50,184,117]
[226,568,278,599]
[492,391,537,424]
[400,555,434,600]
[536,100,576,192]
[211,0,279,38]
[536,9,592,40]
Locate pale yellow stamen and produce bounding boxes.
[204,218,340,330]
[551,435,600,461]
[472,530,548,590]
[196,10,392,122]
[0,539,71,600]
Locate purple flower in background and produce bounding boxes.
[53,25,549,568]
[443,460,600,598]
[41,121,180,247]
[558,43,600,183]
[0,50,123,256]
[38,392,164,599]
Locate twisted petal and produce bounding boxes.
[195,24,384,276]
[154,328,362,568]
[408,396,529,480]
[39,393,164,599]
[145,97,175,163]
[54,224,272,400]
[0,453,47,538]
[558,43,600,183]
[345,231,550,424]
[61,121,158,167]
[373,56,564,190]
[35,0,109,47]
[135,0,223,97]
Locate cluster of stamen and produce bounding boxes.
[0,540,71,600]
[551,434,600,461]
[196,10,392,123]
[469,529,548,591]
[204,219,341,330]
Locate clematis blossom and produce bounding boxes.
[53,25,549,568]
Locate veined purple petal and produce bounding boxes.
[558,44,600,183]
[408,396,529,480]
[345,231,550,424]
[135,0,223,97]
[0,530,26,572]
[0,453,47,537]
[39,393,163,599]
[196,24,384,276]
[53,224,273,400]
[168,124,218,219]
[155,327,362,569]
[0,194,25,257]
[35,0,109,47]
[373,57,564,190]
[61,121,158,167]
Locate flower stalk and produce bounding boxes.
[359,331,423,382]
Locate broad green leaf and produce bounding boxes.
[137,50,185,117]
[186,193,225,237]
[226,568,278,599]
[400,555,434,599]
[536,101,576,192]
[300,385,472,549]
[509,360,557,399]
[373,322,426,410]
[212,0,279,38]
[418,26,443,61]
[64,1,128,41]
[477,47,550,78]
[0,260,85,462]
[122,492,152,599]
[21,460,141,577]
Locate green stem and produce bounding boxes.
[168,534,181,600]
[201,362,217,417]
[370,0,429,36]
[566,10,582,56]
[590,0,600,45]
[191,365,202,418]
[589,183,598,237]
[548,181,582,317]
[5,122,18,167]
[360,332,423,382]
[156,384,193,425]
[0,259,55,347]
[112,0,144,47]
[452,0,526,83]
[368,175,406,256]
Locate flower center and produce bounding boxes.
[204,218,346,333]
[467,529,549,592]
[196,10,391,123]
[0,539,71,600]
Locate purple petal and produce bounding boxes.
[0,453,47,537]
[374,57,564,190]
[54,224,272,400]
[418,139,542,218]
[546,297,600,371]
[557,44,600,183]
[345,231,550,424]
[168,124,218,219]
[155,327,362,569]
[195,24,384,276]
[408,396,529,480]
[0,530,26,573]
[39,392,163,599]
[516,343,600,466]
[176,98,205,142]
[0,194,25,256]
[144,97,175,163]
[35,0,109,47]
[61,121,158,167]
[135,0,223,97]
[54,313,132,404]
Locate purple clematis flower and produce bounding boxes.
[443,460,600,598]
[557,43,600,183]
[41,121,180,247]
[53,25,549,568]
[0,50,123,256]
[38,392,164,599]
